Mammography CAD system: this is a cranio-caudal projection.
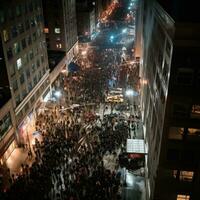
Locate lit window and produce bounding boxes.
[191,105,200,118]
[3,30,9,42]
[13,42,20,54]
[16,58,22,70]
[179,171,193,182]
[56,43,62,48]
[54,28,61,34]
[44,28,49,33]
[173,170,178,178]
[177,194,190,200]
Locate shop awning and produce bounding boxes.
[126,139,147,154]
[68,62,80,72]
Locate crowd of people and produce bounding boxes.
[3,102,131,200]
[0,10,141,199]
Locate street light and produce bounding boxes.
[54,90,62,98]
[125,89,139,97]
[122,28,127,34]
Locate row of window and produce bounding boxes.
[10,51,45,77]
[6,31,43,61]
[0,112,12,140]
[2,14,43,43]
[0,0,41,24]
[173,103,200,119]
[175,68,200,87]
[44,27,61,35]
[173,170,194,182]
[16,79,49,123]
[14,66,48,107]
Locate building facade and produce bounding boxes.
[136,0,200,199]
[76,0,96,41]
[0,0,50,158]
[42,0,78,57]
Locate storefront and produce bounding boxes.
[18,110,36,149]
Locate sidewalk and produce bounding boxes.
[6,148,34,175]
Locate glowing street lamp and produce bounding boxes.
[122,28,127,33]
[54,90,62,98]
[125,89,139,97]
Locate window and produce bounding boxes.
[28,82,32,92]
[163,60,169,83]
[26,68,30,78]
[36,59,40,68]
[54,28,61,34]
[32,63,35,72]
[33,76,37,85]
[29,50,34,60]
[20,73,25,84]
[15,95,21,106]
[22,89,27,99]
[166,39,172,57]
[13,42,20,54]
[7,48,13,60]
[180,171,194,182]
[191,105,200,118]
[37,29,41,37]
[11,26,18,38]
[12,80,18,92]
[41,54,44,63]
[16,58,22,70]
[21,38,26,49]
[32,32,37,41]
[30,95,35,103]
[35,47,39,56]
[10,64,16,76]
[23,53,29,65]
[56,43,62,48]
[24,103,29,112]
[0,113,12,139]
[30,18,35,27]
[18,23,24,34]
[25,20,30,30]
[3,30,9,42]
[27,35,32,45]
[38,70,42,80]
[44,28,49,33]
[177,194,190,200]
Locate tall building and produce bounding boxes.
[136,0,200,199]
[76,0,96,41]
[42,0,78,101]
[0,0,50,158]
[0,34,16,164]
[42,0,78,59]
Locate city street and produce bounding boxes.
[2,0,145,200]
